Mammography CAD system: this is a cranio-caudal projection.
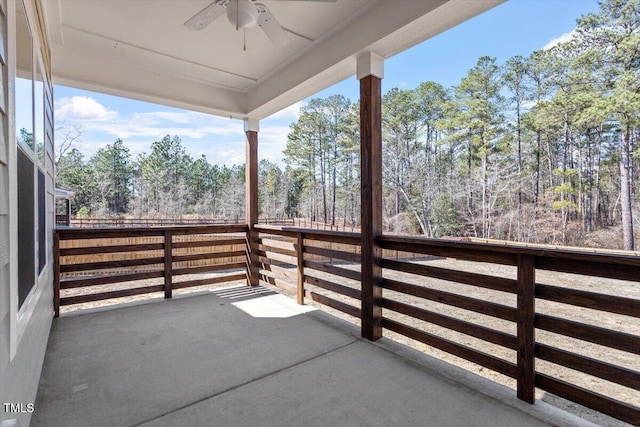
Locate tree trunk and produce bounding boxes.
[534,130,541,213]
[586,143,592,233]
[331,146,337,226]
[516,104,522,211]
[620,125,634,250]
[482,151,489,238]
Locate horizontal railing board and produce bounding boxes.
[381,298,517,350]
[381,258,516,294]
[172,238,246,249]
[535,343,640,390]
[304,260,361,282]
[60,285,164,305]
[536,283,640,318]
[68,218,285,226]
[257,244,298,259]
[158,224,247,235]
[61,271,164,288]
[172,250,246,263]
[256,247,296,260]
[381,278,518,322]
[535,374,640,426]
[304,274,361,300]
[255,227,297,237]
[257,254,296,268]
[173,273,246,289]
[172,262,246,276]
[304,245,361,263]
[301,233,361,246]
[377,236,518,266]
[307,291,361,319]
[259,238,297,253]
[57,229,165,240]
[378,235,640,269]
[256,224,361,245]
[57,224,247,239]
[60,256,165,273]
[535,314,640,355]
[60,243,164,256]
[382,318,517,379]
[536,258,640,282]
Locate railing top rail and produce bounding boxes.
[377,235,640,268]
[55,224,248,239]
[255,224,361,244]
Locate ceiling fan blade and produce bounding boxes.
[256,4,290,47]
[266,0,337,2]
[184,1,226,30]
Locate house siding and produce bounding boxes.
[1,0,55,425]
[0,0,10,419]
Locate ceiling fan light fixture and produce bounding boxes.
[226,0,258,29]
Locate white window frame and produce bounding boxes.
[8,0,51,360]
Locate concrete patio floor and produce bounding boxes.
[33,286,592,427]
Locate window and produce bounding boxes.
[15,0,47,309]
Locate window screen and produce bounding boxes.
[18,148,35,307]
[38,168,45,273]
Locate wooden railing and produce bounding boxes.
[53,223,639,424]
[54,224,247,315]
[255,225,363,319]
[68,217,293,228]
[377,235,640,426]
[254,225,639,426]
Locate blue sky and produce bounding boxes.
[52,0,600,167]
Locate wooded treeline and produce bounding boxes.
[56,0,639,249]
[280,0,640,249]
[56,135,247,221]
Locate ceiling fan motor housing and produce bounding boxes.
[227,0,258,29]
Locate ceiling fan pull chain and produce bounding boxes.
[244,28,247,51]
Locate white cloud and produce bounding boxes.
[54,94,299,166]
[257,123,293,165]
[215,148,246,166]
[135,111,194,125]
[55,96,118,121]
[543,30,576,50]
[60,105,244,141]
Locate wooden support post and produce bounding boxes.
[297,233,304,305]
[65,199,70,226]
[517,254,536,403]
[164,230,173,299]
[53,231,60,317]
[245,120,259,287]
[358,53,383,341]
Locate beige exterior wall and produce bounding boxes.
[1,0,55,425]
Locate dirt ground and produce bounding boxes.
[60,258,639,426]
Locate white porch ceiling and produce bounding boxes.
[42,0,503,120]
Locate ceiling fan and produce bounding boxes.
[184,0,337,49]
